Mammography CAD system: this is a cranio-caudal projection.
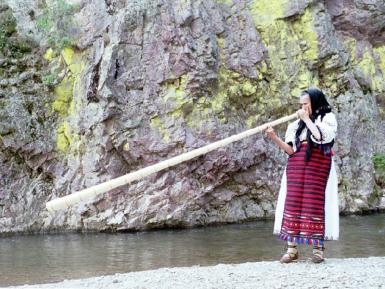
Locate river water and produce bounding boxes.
[0,214,384,287]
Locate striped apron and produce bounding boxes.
[278,142,332,246]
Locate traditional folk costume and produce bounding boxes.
[273,112,339,246]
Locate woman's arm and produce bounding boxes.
[311,112,337,144]
[265,126,295,155]
[298,109,321,141]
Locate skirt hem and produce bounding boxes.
[278,233,324,246]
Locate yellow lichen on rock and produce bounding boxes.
[373,46,385,92]
[52,76,74,117]
[241,81,257,96]
[217,36,225,64]
[291,9,318,61]
[344,37,385,92]
[374,46,385,76]
[249,0,287,28]
[249,4,319,103]
[52,47,85,118]
[56,121,81,153]
[162,75,192,121]
[359,49,376,79]
[150,116,171,143]
[61,47,83,75]
[53,47,85,153]
[158,2,323,136]
[163,76,188,106]
[246,116,256,128]
[210,68,258,123]
[43,48,55,61]
[291,69,319,97]
[56,121,72,152]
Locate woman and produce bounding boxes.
[264,88,339,263]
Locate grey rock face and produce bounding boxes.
[326,0,385,46]
[0,0,384,234]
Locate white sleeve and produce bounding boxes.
[311,113,337,144]
[285,121,298,145]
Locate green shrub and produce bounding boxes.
[42,73,56,86]
[0,8,33,58]
[0,9,17,53]
[36,0,79,50]
[372,153,385,183]
[0,30,5,51]
[373,153,385,171]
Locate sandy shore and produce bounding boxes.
[5,257,385,289]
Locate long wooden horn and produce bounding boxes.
[46,113,298,212]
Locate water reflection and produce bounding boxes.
[0,214,384,287]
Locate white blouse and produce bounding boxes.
[284,112,337,152]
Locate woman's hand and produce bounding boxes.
[297,108,310,121]
[263,125,294,155]
[264,125,276,139]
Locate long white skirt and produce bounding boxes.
[273,158,339,241]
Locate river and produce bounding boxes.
[0,214,384,287]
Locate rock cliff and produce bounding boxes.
[0,0,384,234]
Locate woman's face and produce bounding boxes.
[299,94,312,115]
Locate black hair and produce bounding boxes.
[295,88,332,161]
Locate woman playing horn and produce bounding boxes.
[264,88,339,263]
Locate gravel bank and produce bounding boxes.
[5,257,385,289]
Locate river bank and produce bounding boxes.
[5,256,385,289]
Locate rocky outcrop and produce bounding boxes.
[0,0,384,234]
